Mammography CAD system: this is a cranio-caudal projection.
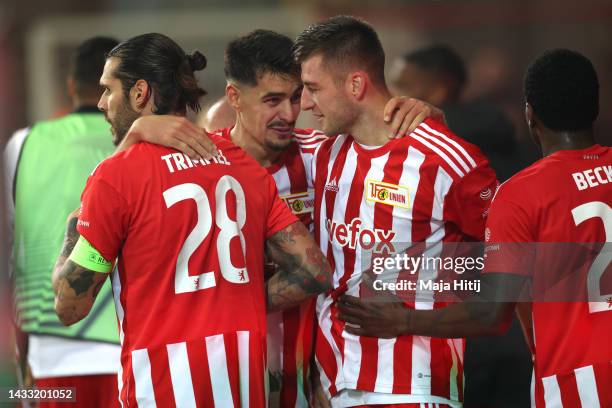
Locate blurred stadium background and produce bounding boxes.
[1,0,611,404]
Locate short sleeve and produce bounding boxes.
[443,162,499,240]
[483,192,536,277]
[265,174,299,238]
[77,172,130,262]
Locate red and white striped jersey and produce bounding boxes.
[311,119,498,404]
[77,136,298,407]
[216,127,327,407]
[484,144,612,408]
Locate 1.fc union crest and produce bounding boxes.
[365,179,410,208]
[280,191,315,215]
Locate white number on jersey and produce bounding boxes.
[163,176,249,294]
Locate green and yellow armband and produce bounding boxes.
[68,236,113,273]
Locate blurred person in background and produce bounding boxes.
[3,36,121,407]
[389,44,529,182]
[390,42,532,408]
[196,96,235,132]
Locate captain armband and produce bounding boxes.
[68,236,113,273]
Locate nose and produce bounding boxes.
[300,87,314,111]
[278,100,297,123]
[97,94,106,112]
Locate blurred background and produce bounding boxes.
[1,0,611,406]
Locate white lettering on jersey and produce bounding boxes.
[161,150,231,174]
[572,165,612,191]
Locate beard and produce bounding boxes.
[321,100,360,136]
[109,98,141,146]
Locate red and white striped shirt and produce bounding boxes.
[216,127,327,407]
[77,136,298,407]
[311,119,498,405]
[484,144,612,408]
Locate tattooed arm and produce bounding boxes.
[265,221,332,312]
[52,210,109,326]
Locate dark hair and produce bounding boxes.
[524,48,599,131]
[404,44,467,99]
[294,15,386,86]
[224,30,299,86]
[107,33,207,114]
[71,36,119,96]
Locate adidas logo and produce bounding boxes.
[324,178,339,193]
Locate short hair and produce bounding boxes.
[107,33,207,114]
[224,30,299,86]
[70,36,119,96]
[524,48,599,131]
[403,44,467,99]
[294,15,386,86]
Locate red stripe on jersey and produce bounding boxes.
[410,154,437,242]
[281,309,300,407]
[248,333,267,408]
[150,347,176,406]
[430,338,451,399]
[558,371,581,407]
[285,143,309,194]
[392,336,413,394]
[594,361,612,407]
[316,322,339,396]
[123,356,136,407]
[187,340,214,407]
[224,333,241,406]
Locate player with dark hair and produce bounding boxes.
[52,32,332,407]
[294,15,498,407]
[339,49,611,407]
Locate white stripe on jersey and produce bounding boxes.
[132,348,157,407]
[316,294,345,392]
[413,128,471,174]
[167,342,197,407]
[575,365,600,408]
[112,267,125,408]
[420,123,477,168]
[542,375,563,408]
[206,334,234,406]
[237,331,251,408]
[410,133,465,177]
[271,165,291,193]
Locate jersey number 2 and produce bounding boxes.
[163,176,248,294]
[571,201,612,314]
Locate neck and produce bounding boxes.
[230,120,282,167]
[349,87,394,146]
[539,128,596,157]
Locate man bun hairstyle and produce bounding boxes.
[524,48,599,131]
[108,33,207,114]
[224,29,299,86]
[294,15,386,87]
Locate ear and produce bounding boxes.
[347,71,367,101]
[226,83,241,111]
[130,79,151,111]
[525,103,536,130]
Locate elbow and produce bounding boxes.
[54,299,86,326]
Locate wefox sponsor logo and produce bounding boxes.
[326,218,396,252]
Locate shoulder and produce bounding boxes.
[292,128,328,153]
[408,118,493,180]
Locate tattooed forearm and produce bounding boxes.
[54,260,108,326]
[265,222,332,312]
[52,211,81,293]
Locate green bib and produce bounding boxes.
[12,112,119,343]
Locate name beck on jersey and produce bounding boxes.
[571,165,612,191]
[161,151,231,173]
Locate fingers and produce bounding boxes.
[404,108,430,136]
[388,98,418,139]
[343,325,367,336]
[383,96,406,122]
[173,119,218,160]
